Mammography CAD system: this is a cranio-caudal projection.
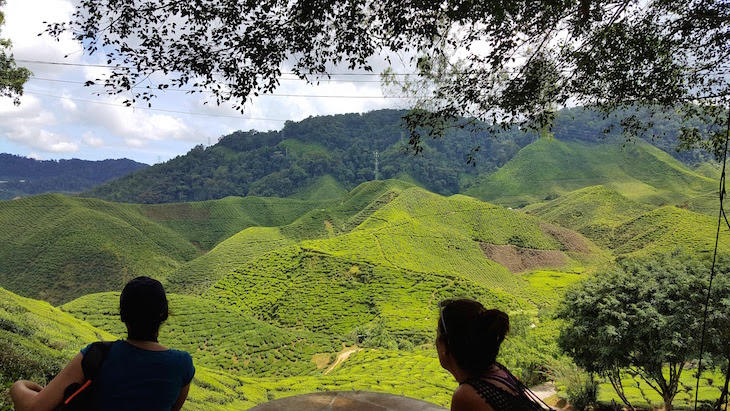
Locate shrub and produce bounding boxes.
[565,373,598,411]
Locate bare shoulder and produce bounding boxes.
[451,383,494,411]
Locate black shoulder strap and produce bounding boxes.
[53,342,113,411]
[81,341,113,380]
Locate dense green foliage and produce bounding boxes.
[0,154,148,200]
[0,0,31,107]
[81,108,720,208]
[558,253,730,410]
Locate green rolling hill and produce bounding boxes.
[203,187,603,347]
[303,188,602,291]
[0,287,115,407]
[466,138,716,209]
[523,185,729,258]
[0,194,201,304]
[610,206,730,257]
[140,195,331,251]
[289,174,348,201]
[523,185,655,247]
[166,179,416,294]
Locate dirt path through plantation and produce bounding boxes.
[530,381,557,399]
[324,347,362,375]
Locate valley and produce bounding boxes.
[1,109,728,410]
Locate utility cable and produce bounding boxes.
[21,91,289,122]
[694,104,730,411]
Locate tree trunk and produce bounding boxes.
[716,357,730,411]
[607,372,635,411]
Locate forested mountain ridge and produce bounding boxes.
[83,108,714,204]
[85,110,536,203]
[0,154,148,200]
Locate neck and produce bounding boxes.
[451,363,499,384]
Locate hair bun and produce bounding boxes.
[482,309,510,341]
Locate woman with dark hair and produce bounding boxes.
[436,299,549,411]
[10,276,195,411]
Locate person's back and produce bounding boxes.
[10,277,194,411]
[83,340,194,411]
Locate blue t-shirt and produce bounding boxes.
[81,340,195,411]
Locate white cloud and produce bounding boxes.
[81,131,103,147]
[47,138,79,152]
[4,0,82,77]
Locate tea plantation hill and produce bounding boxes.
[0,193,330,304]
[197,188,603,342]
[523,186,655,247]
[0,154,148,200]
[165,179,417,294]
[465,137,717,210]
[524,185,730,258]
[0,194,200,305]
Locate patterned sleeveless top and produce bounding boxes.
[460,365,550,411]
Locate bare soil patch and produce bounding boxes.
[540,222,592,254]
[480,243,567,273]
[311,353,331,369]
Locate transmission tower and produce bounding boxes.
[374,150,379,180]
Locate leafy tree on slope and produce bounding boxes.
[558,252,730,411]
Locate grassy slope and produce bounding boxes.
[610,206,730,257]
[0,194,200,304]
[523,185,654,247]
[207,189,601,343]
[280,179,416,240]
[0,287,115,408]
[140,195,331,251]
[305,188,601,293]
[167,180,416,294]
[466,138,716,209]
[210,245,522,343]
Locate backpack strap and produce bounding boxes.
[54,342,113,410]
[81,342,113,380]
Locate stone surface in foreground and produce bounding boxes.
[247,391,448,411]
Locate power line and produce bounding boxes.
[22,90,289,122]
[25,77,422,99]
[14,58,415,76]
[16,58,730,76]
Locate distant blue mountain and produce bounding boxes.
[0,153,148,199]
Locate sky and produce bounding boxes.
[0,0,407,165]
